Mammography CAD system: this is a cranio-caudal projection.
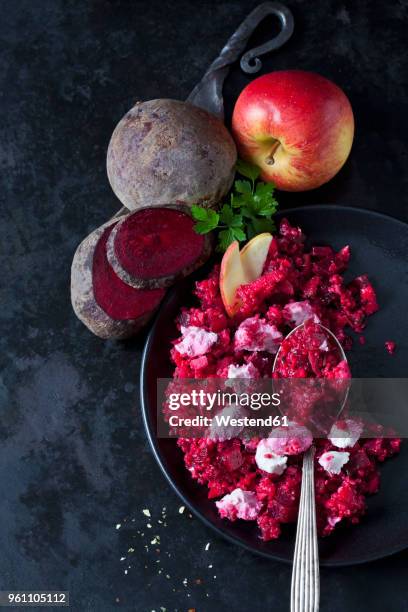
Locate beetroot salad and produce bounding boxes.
[168,220,400,541]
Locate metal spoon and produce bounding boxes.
[272,322,348,612]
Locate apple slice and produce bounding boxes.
[220,241,248,317]
[220,233,273,317]
[240,233,272,281]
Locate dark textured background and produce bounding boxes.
[1,1,407,610]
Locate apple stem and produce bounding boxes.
[265,140,280,165]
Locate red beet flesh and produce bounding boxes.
[113,208,206,280]
[93,223,165,320]
[385,340,396,355]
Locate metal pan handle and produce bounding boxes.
[187,2,294,120]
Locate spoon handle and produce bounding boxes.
[290,446,320,612]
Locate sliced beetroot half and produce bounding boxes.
[93,221,165,319]
[71,218,165,339]
[106,207,212,289]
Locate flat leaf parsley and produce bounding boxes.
[191,159,279,251]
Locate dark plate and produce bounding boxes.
[140,205,408,566]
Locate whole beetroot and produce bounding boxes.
[107,99,237,210]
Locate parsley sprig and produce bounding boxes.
[191,159,279,251]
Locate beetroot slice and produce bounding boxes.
[71,219,164,340]
[93,222,165,320]
[106,207,212,289]
[71,218,160,339]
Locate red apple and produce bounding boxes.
[232,70,354,191]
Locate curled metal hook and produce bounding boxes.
[187,2,294,120]
[240,3,294,74]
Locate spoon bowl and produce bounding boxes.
[272,321,348,374]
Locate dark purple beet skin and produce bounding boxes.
[106,99,237,211]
